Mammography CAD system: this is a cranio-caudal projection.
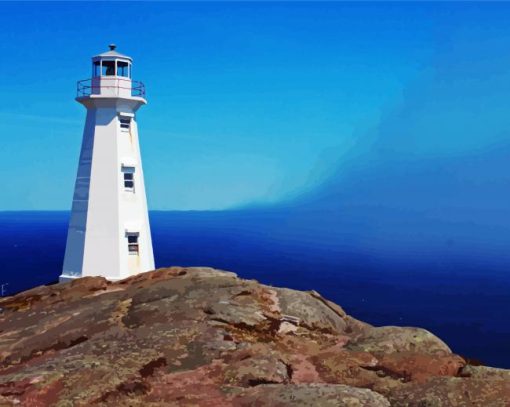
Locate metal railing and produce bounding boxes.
[77,78,146,98]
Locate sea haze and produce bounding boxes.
[0,210,509,368]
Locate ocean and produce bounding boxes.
[0,210,509,368]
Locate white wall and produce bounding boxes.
[61,95,154,281]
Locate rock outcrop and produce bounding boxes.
[0,267,508,406]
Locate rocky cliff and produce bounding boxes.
[0,267,509,406]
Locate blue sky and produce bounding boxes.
[0,2,509,211]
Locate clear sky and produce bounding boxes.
[0,2,509,211]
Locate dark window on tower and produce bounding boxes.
[119,116,131,130]
[124,171,134,190]
[117,61,129,77]
[127,234,139,254]
[102,60,115,76]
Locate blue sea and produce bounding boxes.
[0,211,509,368]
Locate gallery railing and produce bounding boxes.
[77,78,146,98]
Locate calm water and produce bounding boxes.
[0,211,509,368]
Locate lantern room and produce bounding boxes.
[83,44,145,99]
[92,44,132,79]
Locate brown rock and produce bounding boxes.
[388,376,510,406]
[232,383,391,406]
[459,364,510,380]
[376,352,466,383]
[273,287,347,334]
[0,267,507,406]
[224,353,289,386]
[347,326,452,356]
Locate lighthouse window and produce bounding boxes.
[102,60,115,76]
[127,234,139,254]
[117,61,129,77]
[123,170,135,190]
[119,117,131,130]
[93,61,101,77]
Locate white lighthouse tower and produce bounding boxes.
[60,44,155,282]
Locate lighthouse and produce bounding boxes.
[60,45,155,282]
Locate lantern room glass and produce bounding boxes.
[93,61,101,77]
[102,61,115,76]
[92,60,131,78]
[117,61,129,78]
